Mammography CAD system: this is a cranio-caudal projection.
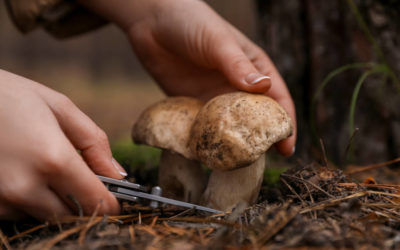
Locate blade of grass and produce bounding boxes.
[348,65,387,135]
[312,63,374,104]
[346,0,400,91]
[342,127,359,167]
[310,62,373,140]
[346,0,384,62]
[346,65,388,162]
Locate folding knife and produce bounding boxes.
[97,175,222,214]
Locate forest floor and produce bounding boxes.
[2,155,400,250]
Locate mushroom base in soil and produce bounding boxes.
[158,150,207,203]
[201,154,266,211]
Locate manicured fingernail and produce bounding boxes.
[245,73,271,85]
[292,146,296,155]
[112,158,127,177]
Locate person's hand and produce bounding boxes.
[0,70,126,221]
[78,0,296,156]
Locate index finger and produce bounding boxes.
[250,50,297,156]
[46,139,121,216]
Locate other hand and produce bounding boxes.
[0,70,125,221]
[79,0,297,156]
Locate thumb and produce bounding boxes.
[36,86,127,179]
[212,42,272,93]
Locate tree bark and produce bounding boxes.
[257,0,400,165]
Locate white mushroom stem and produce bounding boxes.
[201,154,266,211]
[158,150,207,204]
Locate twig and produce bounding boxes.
[159,216,241,228]
[78,201,102,246]
[256,204,300,245]
[300,173,317,219]
[161,222,188,236]
[121,214,155,224]
[43,221,100,250]
[301,190,400,214]
[54,214,63,232]
[338,182,400,191]
[226,202,247,223]
[363,207,400,222]
[300,191,369,214]
[197,228,206,245]
[363,203,400,209]
[367,190,400,198]
[374,206,400,218]
[129,225,135,244]
[281,174,335,198]
[150,216,158,227]
[57,213,140,224]
[203,227,214,237]
[0,229,12,250]
[345,157,400,175]
[209,212,227,218]
[169,208,195,219]
[319,138,329,167]
[7,223,48,242]
[280,177,306,207]
[244,212,249,226]
[135,225,158,237]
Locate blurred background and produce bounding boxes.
[0,0,256,142]
[1,1,160,142]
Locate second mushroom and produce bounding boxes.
[132,97,207,204]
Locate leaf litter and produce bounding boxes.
[2,159,400,249]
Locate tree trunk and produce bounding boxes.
[257,0,400,165]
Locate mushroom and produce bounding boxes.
[132,97,207,203]
[188,91,292,211]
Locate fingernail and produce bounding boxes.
[245,73,271,85]
[112,158,127,177]
[292,146,296,155]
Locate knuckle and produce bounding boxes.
[229,55,248,71]
[53,93,75,112]
[36,146,69,176]
[96,128,109,144]
[0,179,36,205]
[80,191,119,216]
[253,46,267,57]
[56,93,73,106]
[97,195,120,216]
[94,128,110,150]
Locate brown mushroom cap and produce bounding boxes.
[188,92,292,170]
[132,97,203,159]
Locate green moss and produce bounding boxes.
[111,137,161,172]
[112,137,288,186]
[264,167,287,185]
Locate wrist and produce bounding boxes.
[76,0,162,31]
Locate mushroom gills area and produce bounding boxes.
[158,150,207,203]
[200,154,266,211]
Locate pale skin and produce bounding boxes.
[0,0,296,220]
